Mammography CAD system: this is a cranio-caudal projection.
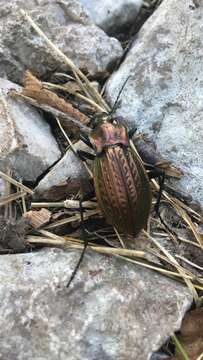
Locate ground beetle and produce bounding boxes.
[66,114,166,288]
[80,115,152,236]
[66,79,165,287]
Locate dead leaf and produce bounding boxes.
[22,71,90,132]
[24,208,51,229]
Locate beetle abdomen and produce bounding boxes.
[93,145,152,236]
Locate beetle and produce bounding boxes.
[66,76,166,288]
[66,113,166,288]
[87,115,152,236]
[79,108,169,238]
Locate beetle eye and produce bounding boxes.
[112,116,125,123]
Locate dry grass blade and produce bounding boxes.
[175,236,202,249]
[171,200,203,248]
[20,10,109,112]
[0,170,33,195]
[31,199,97,209]
[196,353,203,360]
[147,248,198,280]
[43,81,105,113]
[3,168,12,219]
[28,235,64,246]
[171,334,190,360]
[0,191,27,206]
[44,209,100,230]
[171,195,202,221]
[57,120,93,178]
[175,255,203,272]
[114,227,126,248]
[143,230,200,305]
[27,235,145,258]
[20,191,27,214]
[151,178,203,248]
[113,255,203,290]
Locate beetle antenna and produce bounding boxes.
[109,75,131,119]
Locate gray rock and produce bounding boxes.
[80,0,142,34]
[0,78,61,181]
[106,0,203,206]
[0,248,192,360]
[55,23,122,75]
[0,0,123,83]
[34,141,91,199]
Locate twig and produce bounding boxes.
[31,199,97,209]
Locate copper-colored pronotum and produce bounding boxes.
[88,116,152,236]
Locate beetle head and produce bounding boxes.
[90,112,110,129]
[90,76,131,129]
[90,112,126,130]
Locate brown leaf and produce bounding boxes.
[22,70,90,131]
[24,208,51,229]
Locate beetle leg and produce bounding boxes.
[80,133,94,149]
[128,126,137,139]
[148,168,173,232]
[77,150,95,161]
[148,169,165,214]
[66,190,95,288]
[66,197,89,289]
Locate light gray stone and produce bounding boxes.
[0,0,123,83]
[0,78,61,181]
[106,0,203,207]
[80,0,143,34]
[55,22,122,75]
[34,141,91,199]
[0,247,192,360]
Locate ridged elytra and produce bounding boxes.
[89,119,152,236]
